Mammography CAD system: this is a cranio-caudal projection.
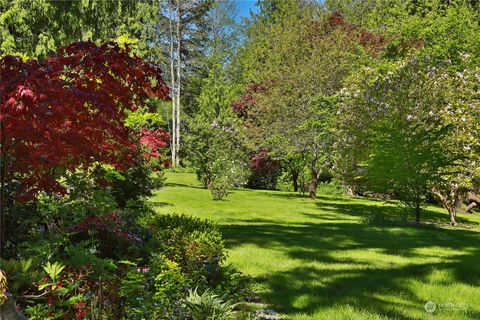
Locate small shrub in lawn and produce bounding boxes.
[210,177,231,200]
[247,150,282,190]
[208,155,249,200]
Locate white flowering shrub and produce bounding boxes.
[336,56,480,224]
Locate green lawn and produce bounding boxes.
[151,171,480,320]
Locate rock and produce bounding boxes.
[245,295,261,303]
[0,294,26,320]
[465,201,477,213]
[255,308,283,320]
[467,192,480,205]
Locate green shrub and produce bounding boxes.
[118,263,153,319]
[21,261,92,320]
[1,259,40,299]
[212,265,252,301]
[101,164,165,208]
[151,255,190,319]
[316,179,347,197]
[145,213,226,283]
[207,155,248,200]
[118,255,191,320]
[210,177,231,200]
[184,115,248,197]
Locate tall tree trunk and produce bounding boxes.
[432,188,458,226]
[309,166,319,199]
[292,170,299,192]
[414,202,421,224]
[449,208,457,225]
[175,1,181,167]
[168,0,176,166]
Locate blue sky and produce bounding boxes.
[236,0,259,21]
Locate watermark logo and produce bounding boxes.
[424,301,470,313]
[424,301,437,313]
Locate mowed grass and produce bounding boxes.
[151,171,480,320]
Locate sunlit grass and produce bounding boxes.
[151,171,480,319]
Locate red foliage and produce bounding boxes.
[139,128,170,162]
[250,149,277,171]
[326,11,423,55]
[232,83,268,120]
[327,11,386,55]
[328,11,352,29]
[69,212,142,243]
[0,41,169,198]
[74,301,91,320]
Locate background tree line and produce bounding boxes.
[181,0,480,226]
[2,0,479,221]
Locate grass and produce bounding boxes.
[151,171,480,320]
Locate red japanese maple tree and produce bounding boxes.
[0,41,170,256]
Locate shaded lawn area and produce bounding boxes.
[151,171,480,320]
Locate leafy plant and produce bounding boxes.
[208,265,253,302]
[210,177,231,201]
[186,118,248,199]
[185,288,237,320]
[118,256,188,320]
[63,241,117,279]
[1,259,39,299]
[31,261,89,320]
[145,213,225,282]
[118,265,152,319]
[41,262,65,286]
[317,179,347,197]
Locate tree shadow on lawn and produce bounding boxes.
[253,259,480,319]
[165,182,205,189]
[313,198,478,227]
[265,191,476,226]
[263,191,367,202]
[262,191,314,200]
[220,215,480,318]
[150,201,173,207]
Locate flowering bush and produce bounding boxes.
[337,56,480,223]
